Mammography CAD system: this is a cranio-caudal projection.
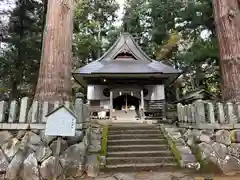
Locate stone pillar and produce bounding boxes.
[190,105,195,124]
[187,104,192,123]
[177,103,182,122]
[195,100,205,125]
[226,102,235,124]
[184,105,188,123]
[64,101,71,109]
[83,104,89,122]
[41,101,49,123]
[8,100,18,123]
[31,101,39,123]
[207,102,215,124]
[19,97,30,123]
[0,101,7,123]
[140,90,145,120]
[54,101,60,109]
[75,93,84,124]
[217,102,225,124]
[237,102,240,123]
[110,91,113,120]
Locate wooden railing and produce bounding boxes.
[177,100,240,129]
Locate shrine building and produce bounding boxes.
[73,33,181,121]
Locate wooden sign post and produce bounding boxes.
[45,105,77,180]
[53,136,62,180]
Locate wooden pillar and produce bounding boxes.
[110,91,113,120]
[141,90,145,120]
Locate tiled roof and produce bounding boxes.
[73,33,181,75]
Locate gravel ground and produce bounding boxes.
[80,171,240,180]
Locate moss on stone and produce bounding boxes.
[191,146,221,173]
[100,125,108,156]
[167,137,182,167]
[161,128,182,167]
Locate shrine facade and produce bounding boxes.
[73,33,181,121]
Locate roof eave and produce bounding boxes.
[72,72,87,87]
[73,72,181,78]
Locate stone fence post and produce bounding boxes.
[226,102,235,124]
[187,104,193,123]
[217,102,225,124]
[8,100,18,123]
[237,103,240,123]
[0,101,7,123]
[75,93,84,124]
[207,102,215,124]
[177,103,184,123]
[195,100,206,125]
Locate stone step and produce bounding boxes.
[106,156,176,165]
[108,134,165,140]
[108,125,159,131]
[104,162,178,172]
[108,129,161,135]
[107,139,166,146]
[107,144,169,152]
[107,150,172,157]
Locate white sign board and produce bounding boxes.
[45,107,76,137]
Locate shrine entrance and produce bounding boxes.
[112,94,141,120]
[113,94,140,111]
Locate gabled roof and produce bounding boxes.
[73,33,181,76]
[97,33,152,63]
[45,105,77,119]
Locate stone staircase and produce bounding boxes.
[104,123,178,172]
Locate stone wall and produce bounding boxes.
[0,95,103,179]
[165,126,240,175]
[86,124,105,178]
[161,126,198,169]
[0,124,103,180]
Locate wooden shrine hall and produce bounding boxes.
[73,33,181,121]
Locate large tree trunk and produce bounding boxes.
[31,0,48,97]
[212,0,240,102]
[34,0,75,103]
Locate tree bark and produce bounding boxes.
[31,0,48,98]
[212,0,240,102]
[34,0,75,103]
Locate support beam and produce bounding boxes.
[140,90,145,120]
[110,91,113,120]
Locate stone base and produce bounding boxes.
[0,129,87,180]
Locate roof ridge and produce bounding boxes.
[97,33,152,63]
